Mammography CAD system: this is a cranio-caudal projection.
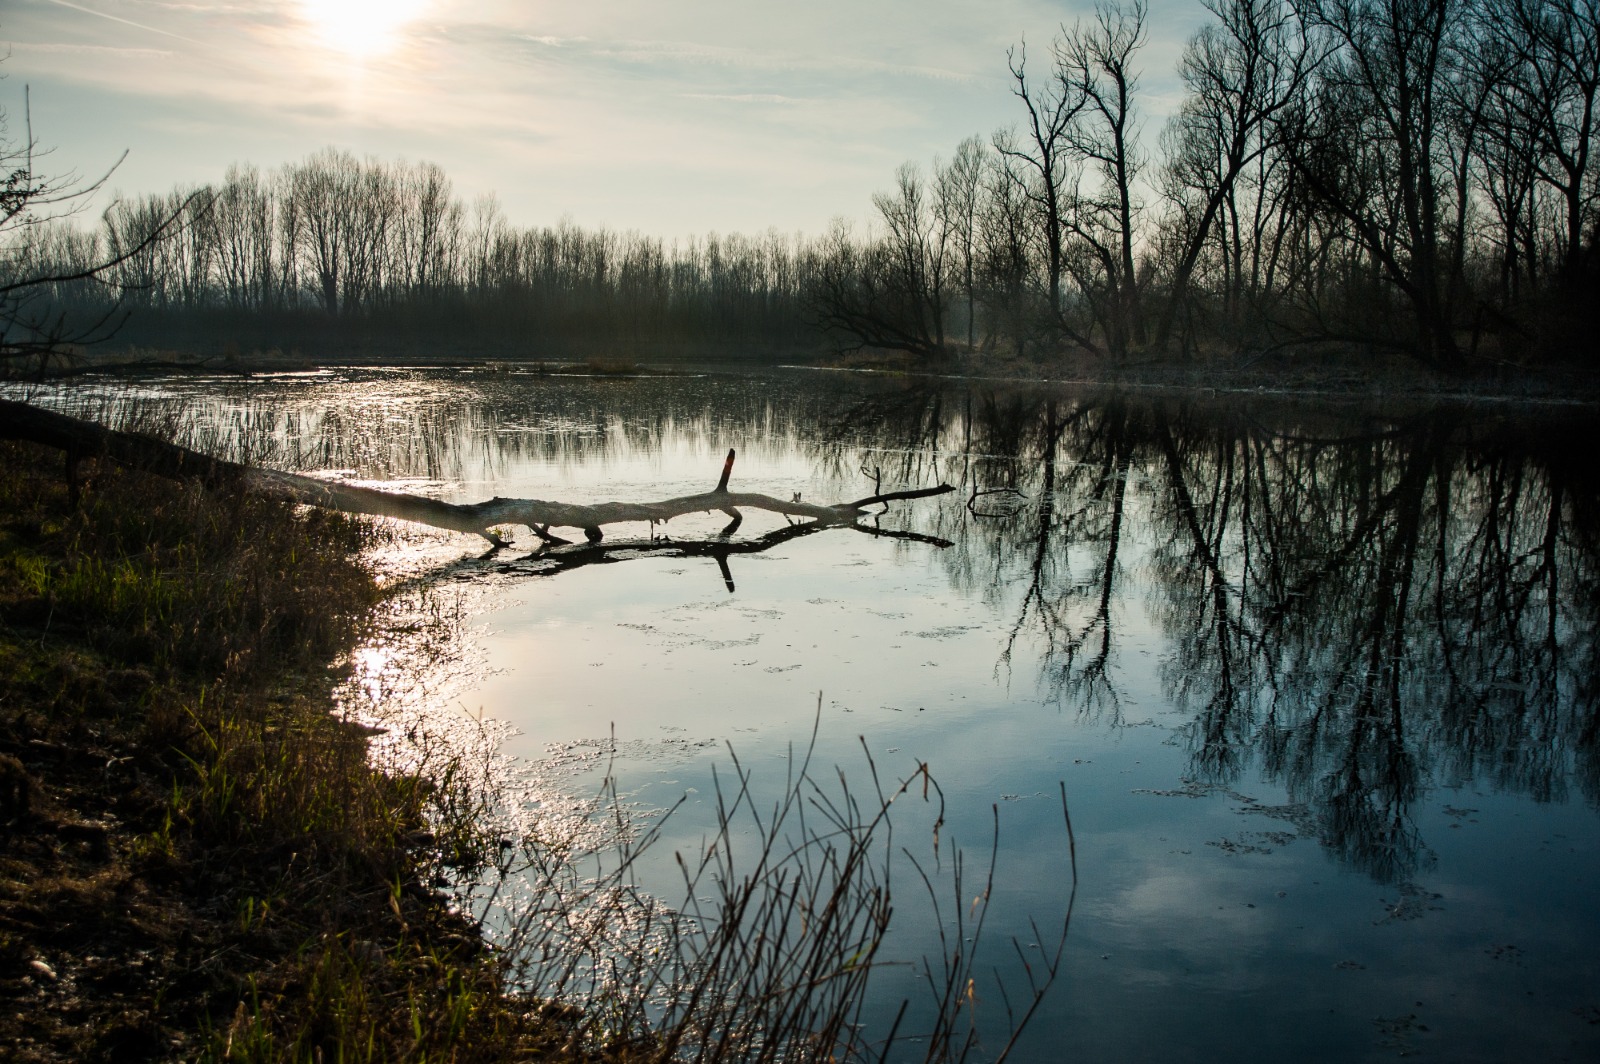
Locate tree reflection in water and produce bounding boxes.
[56,372,1595,891]
[827,384,1598,883]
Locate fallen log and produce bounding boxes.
[1,397,246,489]
[1,399,955,545]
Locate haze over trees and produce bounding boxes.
[5,0,1596,371]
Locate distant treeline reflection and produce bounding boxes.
[823,384,1598,881]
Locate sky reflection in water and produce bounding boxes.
[39,368,1600,1062]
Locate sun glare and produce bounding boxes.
[300,0,428,59]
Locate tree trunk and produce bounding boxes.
[1,400,954,547]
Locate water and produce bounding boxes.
[18,367,1599,1061]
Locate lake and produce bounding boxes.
[19,366,1599,1062]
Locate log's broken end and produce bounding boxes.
[716,448,736,493]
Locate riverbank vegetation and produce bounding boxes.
[0,440,566,1060]
[5,0,1597,380]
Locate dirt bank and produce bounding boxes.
[0,442,562,1062]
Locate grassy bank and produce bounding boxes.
[0,442,555,1061]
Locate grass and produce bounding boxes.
[0,440,545,1061]
[464,726,1076,1063]
[0,425,1075,1062]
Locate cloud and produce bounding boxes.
[12,41,173,59]
[45,0,206,45]
[680,93,799,105]
[572,36,982,85]
[516,34,587,48]
[3,0,1205,234]
[128,2,275,11]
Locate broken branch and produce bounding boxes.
[1,401,956,545]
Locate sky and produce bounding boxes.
[1,0,1209,238]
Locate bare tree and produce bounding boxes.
[995,39,1092,347]
[1,79,197,375]
[1056,0,1151,359]
[874,162,951,352]
[211,164,277,312]
[1491,0,1600,296]
[936,136,987,351]
[1157,0,1314,351]
[1287,0,1469,369]
[810,216,948,360]
[977,147,1036,356]
[1474,25,1544,303]
[291,149,352,316]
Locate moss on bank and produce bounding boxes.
[0,442,560,1061]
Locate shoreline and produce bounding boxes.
[0,444,552,1061]
[17,344,1597,408]
[780,361,1600,409]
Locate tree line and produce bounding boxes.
[4,0,1596,371]
[832,0,1598,370]
[6,150,823,360]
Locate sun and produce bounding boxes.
[300,0,428,59]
